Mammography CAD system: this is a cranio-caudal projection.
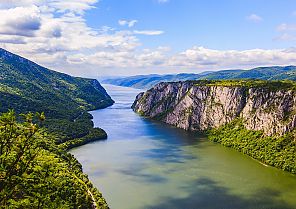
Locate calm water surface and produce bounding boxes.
[71,84,296,209]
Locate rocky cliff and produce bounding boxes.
[132,80,296,136]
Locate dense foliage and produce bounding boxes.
[0,47,113,155]
[208,119,296,174]
[0,48,114,120]
[193,79,296,91]
[0,111,109,208]
[45,112,107,149]
[0,48,113,208]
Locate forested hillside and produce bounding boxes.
[0,48,114,148]
[0,48,113,208]
[0,111,109,208]
[0,48,113,119]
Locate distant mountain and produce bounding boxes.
[0,48,114,119]
[103,73,202,89]
[103,66,296,89]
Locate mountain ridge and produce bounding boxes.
[0,48,114,119]
[103,65,296,89]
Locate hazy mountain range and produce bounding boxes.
[102,66,296,89]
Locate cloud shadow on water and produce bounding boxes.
[143,177,294,209]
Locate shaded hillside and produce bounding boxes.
[0,48,113,208]
[0,48,114,119]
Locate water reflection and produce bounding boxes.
[71,84,296,209]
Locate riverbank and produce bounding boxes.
[208,119,296,174]
[71,84,296,209]
[0,111,109,208]
[132,80,296,175]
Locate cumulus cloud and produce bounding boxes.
[0,0,145,73]
[0,0,295,76]
[0,0,42,9]
[0,6,41,37]
[62,46,296,75]
[246,14,263,23]
[118,19,138,27]
[167,47,296,69]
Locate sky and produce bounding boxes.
[0,0,296,77]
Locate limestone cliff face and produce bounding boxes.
[132,81,296,136]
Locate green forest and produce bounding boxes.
[0,48,114,153]
[208,119,296,174]
[0,110,109,208]
[0,48,113,208]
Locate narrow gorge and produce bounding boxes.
[132,80,296,173]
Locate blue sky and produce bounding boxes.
[87,0,296,50]
[0,0,296,76]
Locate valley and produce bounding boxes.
[72,84,296,209]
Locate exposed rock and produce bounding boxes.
[132,81,296,136]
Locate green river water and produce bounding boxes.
[71,84,296,209]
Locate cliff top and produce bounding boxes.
[160,79,296,91]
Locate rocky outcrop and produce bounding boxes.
[132,81,296,136]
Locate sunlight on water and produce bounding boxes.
[71,84,296,209]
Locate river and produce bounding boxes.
[71,84,296,209]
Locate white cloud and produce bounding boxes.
[118,19,138,27]
[59,46,296,75]
[133,30,164,35]
[50,0,97,13]
[0,6,41,37]
[246,14,263,23]
[166,47,296,70]
[0,0,42,8]
[0,0,162,75]
[0,0,295,76]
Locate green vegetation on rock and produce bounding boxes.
[133,79,296,175]
[194,79,296,91]
[208,119,296,174]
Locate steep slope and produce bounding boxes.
[132,80,296,136]
[0,47,115,147]
[0,48,114,119]
[103,66,296,89]
[0,48,113,208]
[132,80,296,173]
